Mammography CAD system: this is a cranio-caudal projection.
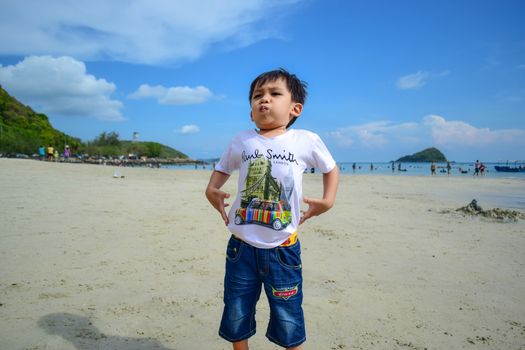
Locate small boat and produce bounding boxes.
[494,161,525,172]
[494,166,525,173]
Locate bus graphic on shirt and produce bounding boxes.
[235,198,292,230]
[235,155,294,230]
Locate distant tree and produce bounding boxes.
[146,142,162,158]
[91,131,120,146]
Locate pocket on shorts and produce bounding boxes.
[226,236,243,263]
[276,241,302,270]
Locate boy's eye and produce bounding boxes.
[272,92,281,96]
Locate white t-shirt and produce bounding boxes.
[215,129,336,248]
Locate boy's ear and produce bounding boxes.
[290,103,303,118]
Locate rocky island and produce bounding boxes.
[396,147,447,162]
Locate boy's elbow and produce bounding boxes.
[204,185,214,200]
[327,195,337,208]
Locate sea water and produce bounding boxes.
[164,161,525,179]
[337,162,525,179]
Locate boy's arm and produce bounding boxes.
[205,170,231,225]
[299,166,339,225]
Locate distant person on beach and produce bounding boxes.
[431,161,436,176]
[47,146,54,161]
[370,163,374,171]
[205,68,339,350]
[352,162,356,172]
[64,145,70,161]
[447,162,452,175]
[38,146,45,160]
[474,160,480,176]
[480,162,486,175]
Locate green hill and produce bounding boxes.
[0,86,82,154]
[396,147,447,162]
[83,131,187,158]
[0,86,187,158]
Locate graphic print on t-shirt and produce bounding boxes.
[234,156,293,230]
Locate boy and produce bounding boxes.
[205,68,339,350]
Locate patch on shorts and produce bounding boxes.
[271,285,299,300]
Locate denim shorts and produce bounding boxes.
[219,235,305,348]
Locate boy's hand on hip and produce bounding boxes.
[300,167,339,225]
[299,196,332,225]
[206,187,230,225]
[205,170,231,226]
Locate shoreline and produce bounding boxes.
[2,156,206,166]
[9,157,525,180]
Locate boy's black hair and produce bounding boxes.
[249,68,308,128]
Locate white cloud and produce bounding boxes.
[328,131,353,147]
[423,114,525,146]
[328,115,525,150]
[179,124,200,134]
[0,56,124,121]
[330,121,419,148]
[129,84,213,105]
[0,0,301,65]
[396,70,450,90]
[397,71,429,89]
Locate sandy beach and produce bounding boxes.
[1,158,524,350]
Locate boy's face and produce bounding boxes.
[250,78,302,131]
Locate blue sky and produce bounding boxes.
[0,0,524,162]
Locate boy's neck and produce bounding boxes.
[256,126,288,138]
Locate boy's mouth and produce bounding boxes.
[259,105,269,112]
